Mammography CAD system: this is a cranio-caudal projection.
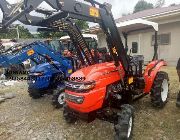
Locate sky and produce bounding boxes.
[98,0,180,18]
[0,0,180,32]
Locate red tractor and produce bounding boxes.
[64,17,169,139]
[0,0,169,139]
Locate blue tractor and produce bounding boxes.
[0,41,76,108]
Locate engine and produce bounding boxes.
[105,81,123,104]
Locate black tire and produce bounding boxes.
[176,91,180,107]
[150,71,169,108]
[52,88,65,108]
[63,104,77,124]
[28,88,44,99]
[114,104,134,140]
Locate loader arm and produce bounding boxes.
[0,0,95,66]
[0,42,72,75]
[0,43,47,65]
[0,0,130,73]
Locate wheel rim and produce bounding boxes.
[127,117,133,138]
[58,92,65,105]
[161,79,168,102]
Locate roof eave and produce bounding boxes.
[140,9,180,21]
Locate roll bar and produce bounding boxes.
[118,18,159,60]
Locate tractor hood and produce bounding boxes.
[70,62,121,82]
[30,61,61,73]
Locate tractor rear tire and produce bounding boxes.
[150,71,169,108]
[28,88,44,99]
[52,88,65,108]
[114,104,134,140]
[176,91,180,107]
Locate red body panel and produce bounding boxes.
[70,62,124,82]
[65,62,125,113]
[65,87,106,113]
[143,60,167,93]
[65,60,166,113]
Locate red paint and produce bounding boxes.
[65,60,166,113]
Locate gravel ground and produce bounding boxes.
[0,67,180,140]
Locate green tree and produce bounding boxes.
[38,20,89,38]
[18,26,34,38]
[133,0,154,13]
[169,3,177,6]
[0,25,33,39]
[75,20,89,30]
[155,0,165,8]
[122,13,131,17]
[38,31,66,39]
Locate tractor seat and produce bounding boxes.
[130,55,144,75]
[131,55,144,66]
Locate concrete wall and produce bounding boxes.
[158,21,180,66]
[97,33,107,48]
[97,21,180,66]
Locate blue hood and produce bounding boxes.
[30,61,61,73]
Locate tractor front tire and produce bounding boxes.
[52,88,65,108]
[150,71,169,108]
[28,88,44,99]
[114,104,134,140]
[63,104,77,124]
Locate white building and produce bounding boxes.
[89,4,180,66]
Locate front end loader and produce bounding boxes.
[0,0,170,139]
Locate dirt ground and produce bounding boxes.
[0,67,180,140]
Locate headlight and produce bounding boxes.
[65,81,96,92]
[79,82,95,90]
[65,93,84,104]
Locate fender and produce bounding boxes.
[144,60,167,93]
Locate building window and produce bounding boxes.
[132,42,138,53]
[152,33,171,45]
